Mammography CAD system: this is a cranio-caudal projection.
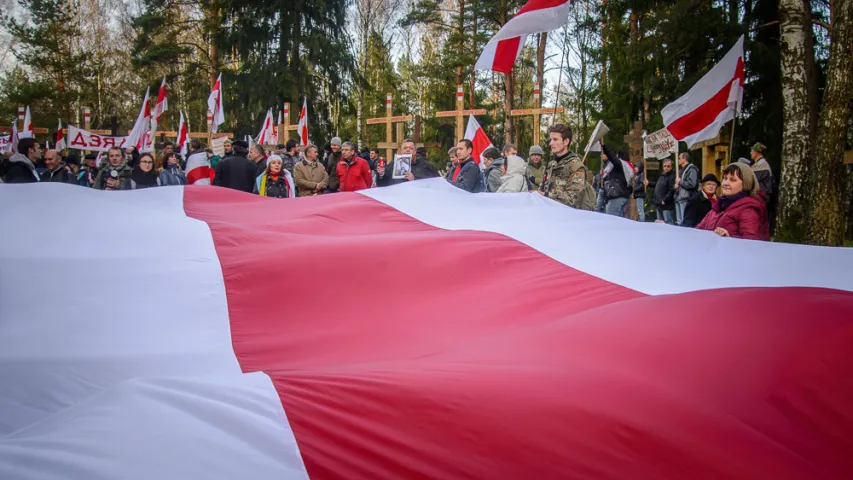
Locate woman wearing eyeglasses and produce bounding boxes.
[130,153,162,189]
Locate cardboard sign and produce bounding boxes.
[0,135,9,152]
[643,128,678,159]
[584,120,610,154]
[211,136,227,157]
[68,125,130,152]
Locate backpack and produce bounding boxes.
[567,160,597,211]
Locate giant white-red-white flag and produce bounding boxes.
[207,74,225,133]
[662,36,744,148]
[185,151,211,185]
[3,181,853,479]
[177,111,189,157]
[126,87,152,151]
[297,98,308,146]
[55,119,66,151]
[464,114,494,165]
[476,0,572,74]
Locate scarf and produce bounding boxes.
[131,167,159,187]
[705,192,718,209]
[716,191,747,212]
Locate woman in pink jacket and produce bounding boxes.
[696,162,770,240]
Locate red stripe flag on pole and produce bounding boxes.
[55,119,66,151]
[476,35,527,74]
[297,98,308,147]
[464,114,494,165]
[207,74,225,134]
[153,76,168,126]
[662,36,745,148]
[177,111,189,157]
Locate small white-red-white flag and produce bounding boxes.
[22,106,33,135]
[475,35,527,74]
[256,109,274,145]
[662,36,744,148]
[153,76,168,124]
[297,98,308,147]
[207,74,225,133]
[185,151,211,185]
[272,110,282,146]
[5,122,18,153]
[55,119,66,151]
[177,111,190,157]
[127,87,152,151]
[464,114,494,166]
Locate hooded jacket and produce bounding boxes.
[2,153,40,183]
[484,158,505,192]
[159,163,188,186]
[632,162,645,198]
[450,157,483,193]
[696,191,770,240]
[496,155,528,193]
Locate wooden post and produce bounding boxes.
[207,110,213,145]
[693,133,730,181]
[435,85,487,144]
[509,83,564,146]
[366,93,413,160]
[110,117,119,137]
[17,105,24,130]
[277,102,298,144]
[83,107,91,130]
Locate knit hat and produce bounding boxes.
[751,142,767,154]
[529,145,544,156]
[726,162,758,195]
[701,173,720,186]
[331,137,342,146]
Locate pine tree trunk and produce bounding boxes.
[537,32,547,107]
[505,72,513,144]
[805,0,853,245]
[775,0,814,243]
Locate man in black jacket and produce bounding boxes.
[1,137,41,183]
[600,142,631,217]
[405,146,439,182]
[40,149,76,184]
[376,138,417,187]
[450,139,483,193]
[213,140,257,193]
[646,158,676,224]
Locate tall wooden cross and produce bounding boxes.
[435,85,487,143]
[366,93,413,160]
[509,84,564,145]
[0,104,49,135]
[276,102,301,145]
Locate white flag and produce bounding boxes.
[177,111,189,157]
[55,119,67,151]
[127,87,152,151]
[297,98,308,146]
[23,106,33,134]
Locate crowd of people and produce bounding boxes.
[0,124,774,241]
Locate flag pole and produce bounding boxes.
[727,116,737,165]
[551,26,568,128]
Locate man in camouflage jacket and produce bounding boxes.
[538,124,594,210]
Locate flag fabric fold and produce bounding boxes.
[22,106,33,135]
[177,111,189,157]
[486,0,571,45]
[475,35,527,74]
[126,87,152,152]
[55,119,66,151]
[662,36,745,148]
[186,151,211,185]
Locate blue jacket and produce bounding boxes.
[159,165,187,186]
[451,158,483,193]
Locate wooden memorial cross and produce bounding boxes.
[622,120,647,220]
[276,102,300,145]
[693,133,730,181]
[509,84,564,145]
[0,104,49,135]
[435,85,487,143]
[366,93,413,160]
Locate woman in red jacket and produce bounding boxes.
[696,162,770,240]
[336,141,373,192]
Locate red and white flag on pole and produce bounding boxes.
[55,119,66,151]
[272,110,282,146]
[662,36,745,148]
[153,76,168,125]
[476,0,571,73]
[297,98,308,146]
[5,122,18,153]
[464,114,494,165]
[22,106,33,135]
[256,110,274,145]
[475,35,528,74]
[177,111,189,157]
[207,74,225,133]
[127,87,152,151]
[185,151,211,185]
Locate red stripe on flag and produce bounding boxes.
[492,37,521,74]
[517,0,569,15]
[183,186,853,479]
[186,166,210,185]
[667,58,744,140]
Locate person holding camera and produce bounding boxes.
[93,146,132,190]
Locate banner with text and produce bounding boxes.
[0,135,9,152]
[643,128,678,159]
[68,125,130,152]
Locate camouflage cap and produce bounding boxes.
[529,145,544,156]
